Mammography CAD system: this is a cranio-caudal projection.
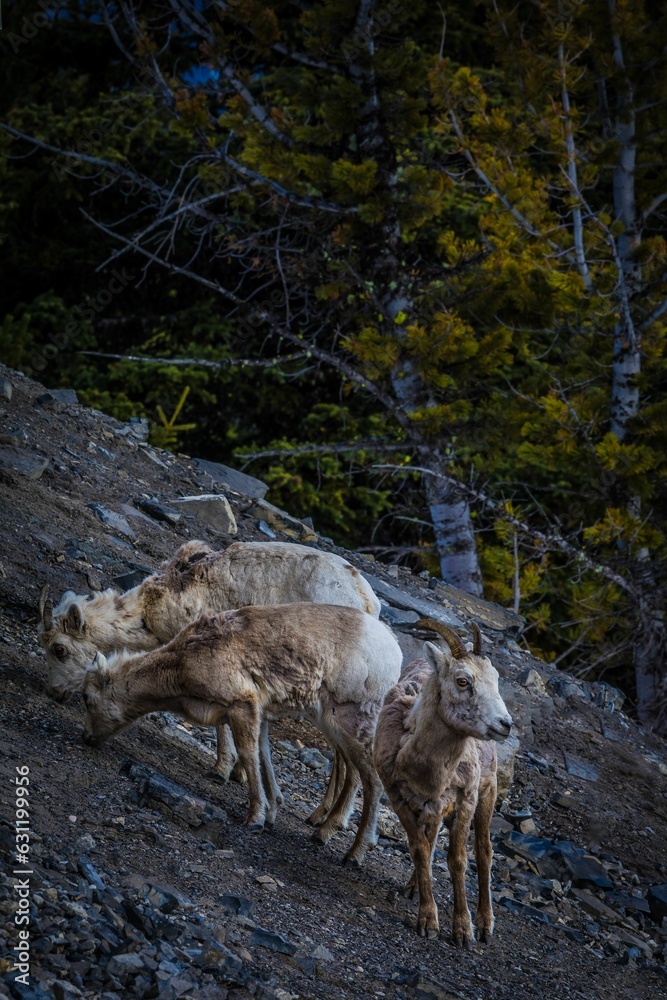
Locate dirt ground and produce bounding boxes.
[1,363,666,999]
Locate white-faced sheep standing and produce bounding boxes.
[39,539,381,820]
[81,602,403,864]
[374,619,513,946]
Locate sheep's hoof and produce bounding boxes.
[230,763,247,785]
[417,918,439,938]
[310,832,326,847]
[206,770,229,784]
[342,855,361,869]
[452,933,474,950]
[246,822,265,834]
[476,926,493,945]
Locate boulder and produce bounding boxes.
[0,446,48,480]
[172,494,237,534]
[247,498,316,542]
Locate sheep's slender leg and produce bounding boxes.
[226,702,266,831]
[209,722,239,783]
[258,717,282,827]
[473,786,496,944]
[311,754,359,846]
[393,803,439,937]
[342,757,383,866]
[448,807,475,949]
[306,750,346,827]
[405,816,439,900]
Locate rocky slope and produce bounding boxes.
[0,362,666,999]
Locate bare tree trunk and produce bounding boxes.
[633,591,667,734]
[422,463,484,596]
[390,356,483,595]
[608,3,640,441]
[604,5,666,728]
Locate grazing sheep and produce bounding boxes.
[82,602,403,864]
[38,539,381,809]
[374,619,513,945]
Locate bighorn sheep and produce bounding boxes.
[82,602,403,864]
[374,619,513,946]
[39,539,381,805]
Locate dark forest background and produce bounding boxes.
[1,0,667,730]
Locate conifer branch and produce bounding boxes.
[373,463,636,596]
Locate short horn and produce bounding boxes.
[415,619,466,659]
[470,621,483,655]
[39,585,53,631]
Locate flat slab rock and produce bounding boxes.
[362,571,524,636]
[0,445,49,479]
[192,457,268,499]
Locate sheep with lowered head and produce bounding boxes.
[374,619,513,946]
[82,602,403,864]
[39,539,381,811]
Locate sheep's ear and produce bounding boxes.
[65,603,85,635]
[424,640,451,675]
[90,653,110,688]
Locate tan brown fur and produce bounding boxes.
[83,603,402,865]
[374,622,512,945]
[39,540,381,813]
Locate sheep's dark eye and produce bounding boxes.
[50,644,67,661]
[456,677,470,689]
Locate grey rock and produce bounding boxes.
[247,498,317,542]
[193,457,268,499]
[562,853,614,890]
[52,983,83,999]
[121,759,226,827]
[249,927,297,956]
[171,494,237,534]
[87,504,136,540]
[257,519,276,538]
[0,378,12,401]
[198,938,243,974]
[496,730,521,802]
[648,884,667,923]
[0,446,48,480]
[298,747,330,771]
[141,883,180,914]
[517,667,547,694]
[564,754,599,782]
[310,944,334,962]
[0,427,29,447]
[127,417,150,441]
[583,680,625,712]
[73,834,97,854]
[547,676,581,700]
[37,389,78,406]
[379,605,419,626]
[106,952,145,976]
[134,498,182,526]
[77,856,106,891]
[219,894,253,917]
[361,573,463,629]
[112,567,153,591]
